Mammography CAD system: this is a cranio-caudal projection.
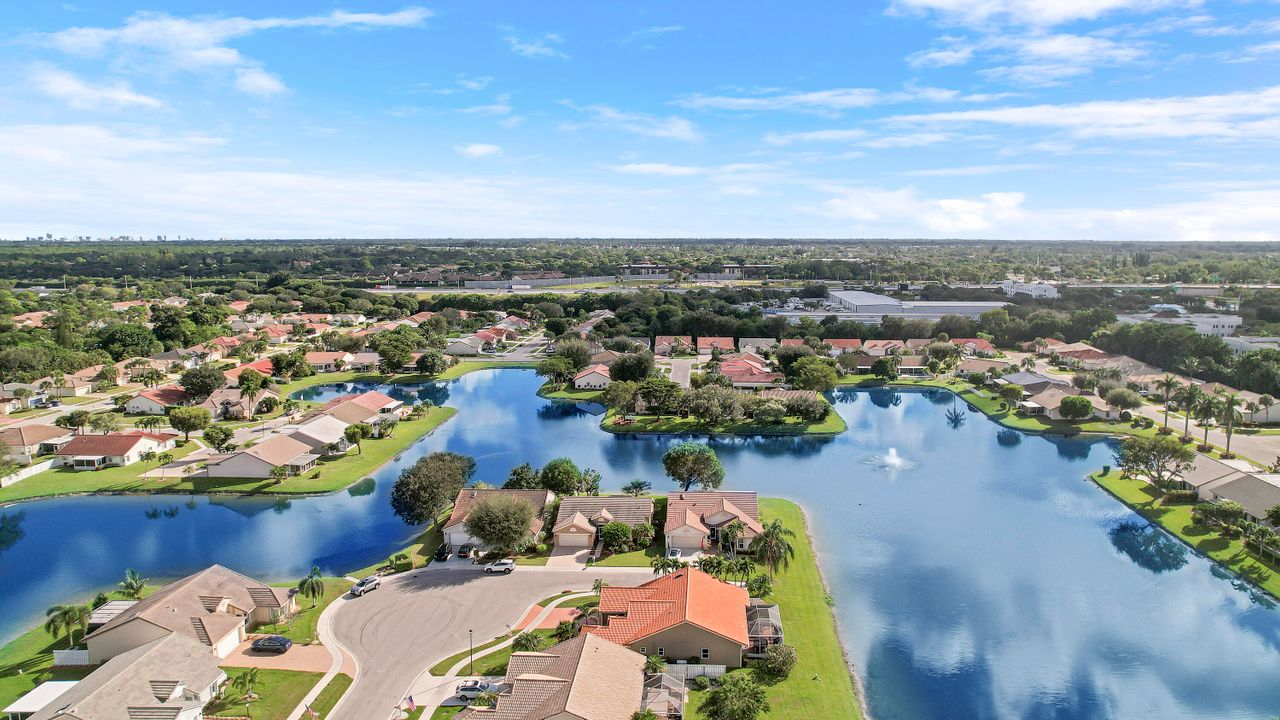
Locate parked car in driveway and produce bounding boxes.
[456,680,498,700]
[458,544,475,559]
[251,635,293,654]
[484,558,515,574]
[666,547,683,561]
[350,576,381,596]
[434,543,452,561]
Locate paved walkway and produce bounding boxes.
[439,591,595,677]
[284,594,359,720]
[668,358,695,388]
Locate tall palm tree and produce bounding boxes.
[232,667,260,699]
[297,566,325,608]
[696,555,726,579]
[120,568,148,599]
[1019,354,1036,371]
[591,578,609,596]
[44,604,91,648]
[1177,384,1204,439]
[1196,395,1220,448]
[1155,375,1181,431]
[1179,357,1202,381]
[1220,392,1243,456]
[721,520,746,558]
[731,557,756,584]
[239,384,258,421]
[749,520,796,579]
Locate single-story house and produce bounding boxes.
[737,338,777,355]
[223,357,276,386]
[951,338,996,356]
[896,355,933,377]
[446,336,485,357]
[1022,337,1066,354]
[443,488,555,548]
[303,351,354,373]
[653,336,693,356]
[1018,387,1117,420]
[199,387,279,420]
[664,491,762,554]
[125,386,189,415]
[85,564,295,663]
[0,424,74,464]
[287,415,352,455]
[45,377,92,398]
[589,349,625,366]
[1175,453,1249,496]
[825,338,863,355]
[574,364,612,390]
[18,634,226,720]
[1203,472,1280,524]
[956,358,1013,376]
[152,348,200,370]
[347,351,382,371]
[552,496,655,548]
[54,432,177,471]
[583,567,753,667]
[991,371,1070,395]
[457,634,646,720]
[863,340,906,356]
[697,337,736,355]
[205,434,318,479]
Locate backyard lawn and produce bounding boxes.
[209,668,324,719]
[1091,470,1280,601]
[537,381,604,402]
[600,405,846,437]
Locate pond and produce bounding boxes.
[3,369,1280,719]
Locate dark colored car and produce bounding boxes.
[251,635,293,654]
[434,543,452,561]
[458,544,475,558]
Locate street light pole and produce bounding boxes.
[469,629,474,675]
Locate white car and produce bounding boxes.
[456,680,498,699]
[349,576,381,596]
[666,547,683,561]
[484,559,515,574]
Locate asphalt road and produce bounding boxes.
[328,564,648,720]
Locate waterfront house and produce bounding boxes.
[304,351,353,373]
[446,336,485,356]
[443,488,555,549]
[574,364,612,390]
[198,387,279,420]
[0,424,74,464]
[664,491,762,555]
[84,564,295,663]
[205,434,318,479]
[125,385,189,415]
[287,415,352,455]
[583,567,755,667]
[552,496,655,549]
[1018,387,1117,420]
[54,432,177,471]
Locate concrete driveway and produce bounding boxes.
[545,546,589,567]
[667,358,696,388]
[328,565,648,720]
[221,639,334,672]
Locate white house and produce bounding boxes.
[446,336,485,356]
[205,434,318,479]
[54,432,177,470]
[125,386,189,415]
[574,364,612,390]
[287,415,352,455]
[999,280,1059,299]
[442,488,554,548]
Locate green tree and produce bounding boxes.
[344,423,373,454]
[662,442,725,491]
[231,667,261,700]
[203,424,235,452]
[389,452,476,526]
[699,672,770,720]
[179,364,228,401]
[602,380,638,413]
[637,377,684,418]
[553,619,578,642]
[998,383,1025,406]
[600,522,633,553]
[512,632,543,652]
[1114,435,1196,495]
[554,339,594,371]
[1219,391,1243,457]
[870,355,900,381]
[1105,387,1144,413]
[536,356,577,385]
[746,574,774,598]
[721,520,746,558]
[56,409,90,435]
[1154,375,1182,430]
[539,457,584,495]
[504,463,540,489]
[119,568,148,599]
[621,479,651,496]
[1057,395,1094,421]
[88,413,121,435]
[750,518,797,578]
[168,406,211,441]
[791,356,838,392]
[610,352,655,382]
[758,643,797,678]
[44,604,91,649]
[296,566,325,608]
[464,494,536,551]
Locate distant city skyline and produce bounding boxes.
[2,1,1279,240]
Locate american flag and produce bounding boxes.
[405,696,417,712]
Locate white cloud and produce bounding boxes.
[818,186,1027,233]
[863,132,957,148]
[887,0,1192,28]
[562,103,702,141]
[902,163,1045,176]
[908,44,976,67]
[505,33,569,59]
[982,33,1147,84]
[889,86,1280,140]
[30,64,163,109]
[616,163,705,176]
[39,8,429,95]
[459,94,513,117]
[762,128,953,148]
[621,25,685,44]
[764,129,870,145]
[676,86,1002,115]
[234,67,285,96]
[457,75,494,91]
[455,143,502,157]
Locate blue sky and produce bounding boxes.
[2,1,1279,240]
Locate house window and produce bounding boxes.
[657,647,665,657]
[639,646,647,654]
[700,648,710,660]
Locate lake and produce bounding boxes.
[2,369,1279,719]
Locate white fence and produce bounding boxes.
[52,649,90,666]
[662,663,727,681]
[1,459,54,488]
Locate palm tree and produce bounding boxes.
[696,555,727,579]
[13,387,33,410]
[731,557,755,584]
[1195,395,1220,448]
[1177,384,1204,440]
[1019,355,1035,371]
[119,568,148,599]
[140,451,156,472]
[1155,375,1181,431]
[553,620,577,642]
[749,519,797,579]
[474,690,500,708]
[232,667,260,700]
[297,566,325,608]
[721,520,746,558]
[512,632,543,652]
[1179,357,1202,381]
[44,604,87,648]
[1220,392,1243,457]
[591,578,609,597]
[239,384,258,421]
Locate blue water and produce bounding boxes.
[3,369,1280,719]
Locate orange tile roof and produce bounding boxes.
[584,568,749,648]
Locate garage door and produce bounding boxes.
[555,531,592,547]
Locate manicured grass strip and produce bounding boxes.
[308,672,353,718]
[209,668,324,719]
[468,629,557,677]
[0,407,456,504]
[601,405,847,437]
[537,381,603,402]
[592,541,662,567]
[346,512,447,578]
[436,360,537,381]
[1091,470,1280,601]
[428,632,516,676]
[427,593,586,676]
[260,578,348,645]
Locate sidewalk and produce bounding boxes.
[285,594,359,720]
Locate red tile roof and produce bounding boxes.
[778,338,805,347]
[584,568,749,647]
[697,337,735,351]
[139,386,189,406]
[826,338,863,349]
[575,364,611,381]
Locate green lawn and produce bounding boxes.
[0,407,456,504]
[258,578,348,645]
[600,405,846,437]
[346,517,445,578]
[1091,470,1280,601]
[592,540,662,567]
[308,672,353,718]
[537,381,603,402]
[429,632,517,676]
[427,594,584,676]
[209,668,324,719]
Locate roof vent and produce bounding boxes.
[470,491,477,498]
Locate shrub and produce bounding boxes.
[600,522,633,553]
[1119,410,1133,422]
[966,372,988,386]
[1163,489,1199,504]
[751,399,787,425]
[784,394,830,422]
[693,675,711,690]
[759,643,798,678]
[534,543,548,554]
[631,523,655,548]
